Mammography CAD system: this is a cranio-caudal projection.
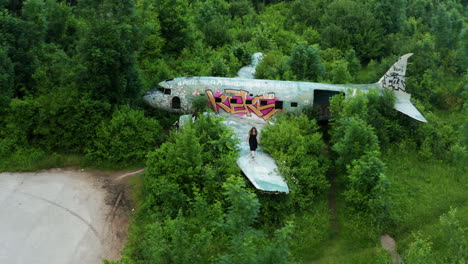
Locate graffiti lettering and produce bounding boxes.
[381,72,406,92]
[206,89,280,120]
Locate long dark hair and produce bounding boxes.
[249,127,257,135]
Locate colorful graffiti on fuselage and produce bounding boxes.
[206,89,281,120]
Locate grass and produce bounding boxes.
[0,151,145,173]
[384,147,467,261]
[290,146,467,263]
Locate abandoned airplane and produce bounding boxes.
[143,53,427,193]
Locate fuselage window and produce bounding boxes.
[215,97,222,103]
[275,101,283,109]
[246,99,253,105]
[230,98,237,104]
[291,102,298,107]
[157,87,165,93]
[172,97,181,109]
[164,89,171,95]
[260,100,268,106]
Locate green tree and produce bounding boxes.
[319,0,385,61]
[343,151,390,217]
[44,0,78,52]
[135,0,166,90]
[370,0,406,34]
[431,2,463,51]
[287,0,324,31]
[344,48,361,77]
[262,114,329,210]
[328,59,352,84]
[289,43,324,81]
[194,0,232,48]
[332,117,380,173]
[219,176,294,264]
[77,6,142,104]
[211,58,228,77]
[0,8,43,97]
[404,232,435,264]
[155,0,196,53]
[438,208,468,263]
[86,105,164,165]
[0,46,14,107]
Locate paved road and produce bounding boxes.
[0,169,119,264]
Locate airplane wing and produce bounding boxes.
[178,113,289,193]
[221,115,289,193]
[236,53,264,79]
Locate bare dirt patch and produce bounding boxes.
[0,168,139,264]
[381,233,404,264]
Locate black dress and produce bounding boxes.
[249,134,258,151]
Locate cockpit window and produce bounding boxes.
[157,86,171,95]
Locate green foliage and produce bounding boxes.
[343,151,392,223]
[44,0,77,51]
[438,207,468,263]
[254,51,292,80]
[0,46,14,106]
[123,119,295,263]
[289,43,325,81]
[415,112,457,160]
[327,59,352,84]
[0,8,43,96]
[332,117,380,173]
[404,232,435,264]
[370,0,406,35]
[211,58,228,77]
[77,12,141,104]
[194,0,232,48]
[330,93,396,225]
[262,114,329,210]
[219,177,294,264]
[142,115,238,218]
[330,89,401,150]
[319,0,385,61]
[156,0,196,53]
[86,105,164,166]
[1,91,111,154]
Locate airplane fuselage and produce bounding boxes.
[143,76,379,120]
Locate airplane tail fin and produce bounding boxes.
[378,53,427,122]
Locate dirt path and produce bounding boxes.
[381,233,404,264]
[328,170,339,233]
[0,168,133,264]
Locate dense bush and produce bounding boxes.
[123,117,295,263]
[86,105,164,165]
[261,114,329,210]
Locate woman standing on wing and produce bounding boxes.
[247,127,259,159]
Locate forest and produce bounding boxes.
[0,0,466,263]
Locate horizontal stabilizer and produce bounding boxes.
[237,52,264,79]
[394,90,427,122]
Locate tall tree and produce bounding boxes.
[289,43,325,81]
[76,0,142,104]
[370,0,407,35]
[155,0,196,53]
[319,0,385,61]
[0,46,14,107]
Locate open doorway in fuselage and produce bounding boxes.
[172,96,181,109]
[313,90,341,120]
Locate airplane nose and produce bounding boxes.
[143,89,157,105]
[144,88,158,96]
